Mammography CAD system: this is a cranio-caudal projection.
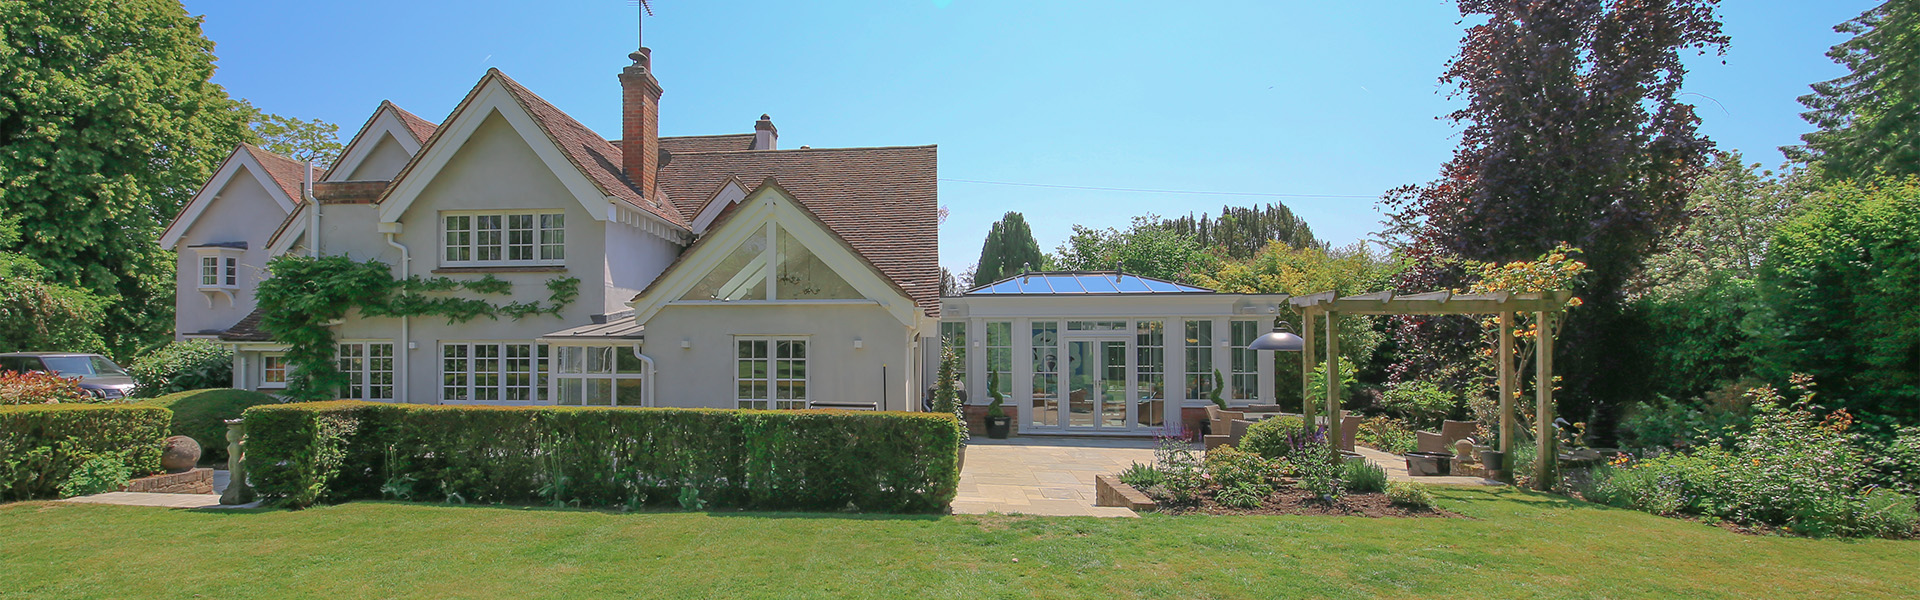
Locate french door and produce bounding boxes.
[1048,336,1131,431]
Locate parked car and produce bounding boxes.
[0,352,139,399]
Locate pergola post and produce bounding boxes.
[1299,307,1317,427]
[1533,310,1556,491]
[1324,310,1342,453]
[1497,311,1515,483]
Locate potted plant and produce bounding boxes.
[984,371,1011,439]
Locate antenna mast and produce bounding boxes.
[632,0,654,49]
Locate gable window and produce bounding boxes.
[261,354,288,389]
[441,342,549,403]
[737,338,806,410]
[443,211,564,266]
[682,223,861,301]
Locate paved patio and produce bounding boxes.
[952,437,1159,517]
[59,469,256,509]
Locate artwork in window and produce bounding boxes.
[774,225,861,299]
[261,354,287,387]
[683,231,770,301]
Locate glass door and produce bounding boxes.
[1063,337,1131,431]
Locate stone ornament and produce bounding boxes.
[161,435,201,473]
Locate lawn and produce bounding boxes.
[2,487,1916,600]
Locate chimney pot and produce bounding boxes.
[752,114,778,150]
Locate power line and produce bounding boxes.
[938,178,1379,199]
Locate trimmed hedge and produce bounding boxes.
[243,402,963,513]
[144,388,279,463]
[0,404,169,500]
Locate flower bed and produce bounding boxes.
[1114,431,1457,518]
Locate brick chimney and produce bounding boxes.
[619,48,664,198]
[752,114,778,150]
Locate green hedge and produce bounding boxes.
[144,388,279,464]
[0,404,169,500]
[243,402,963,513]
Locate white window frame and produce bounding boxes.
[338,341,396,400]
[191,247,243,292]
[1184,319,1215,402]
[260,353,287,389]
[1230,320,1260,403]
[440,341,549,404]
[735,336,809,410]
[551,344,647,406]
[440,210,565,268]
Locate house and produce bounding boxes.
[160,45,940,412]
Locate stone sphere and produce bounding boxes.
[161,435,201,473]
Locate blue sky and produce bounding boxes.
[181,0,1875,273]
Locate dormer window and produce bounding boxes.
[443,210,564,266]
[188,243,246,307]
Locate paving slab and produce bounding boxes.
[952,437,1160,517]
[61,492,223,509]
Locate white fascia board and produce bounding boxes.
[376,82,612,225]
[325,108,425,183]
[160,148,297,249]
[628,187,917,327]
[690,180,749,235]
[265,203,309,257]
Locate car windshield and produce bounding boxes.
[37,356,126,377]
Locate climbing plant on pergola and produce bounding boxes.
[1290,289,1574,490]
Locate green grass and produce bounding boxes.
[2,487,1916,599]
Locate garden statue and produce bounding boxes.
[160,435,200,473]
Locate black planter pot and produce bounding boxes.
[985,415,1012,439]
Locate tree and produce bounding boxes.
[247,107,344,164]
[1052,216,1214,284]
[1161,202,1324,259]
[971,212,1045,287]
[1635,153,1811,399]
[1753,176,1920,433]
[1382,0,1728,434]
[1787,0,1920,180]
[0,0,256,357]
[0,217,107,354]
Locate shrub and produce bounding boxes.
[0,404,168,500]
[1856,489,1919,537]
[1117,462,1163,488]
[57,453,132,497]
[1386,481,1435,509]
[1239,415,1308,460]
[1588,381,1919,537]
[1205,445,1277,497]
[1378,379,1456,428]
[127,340,233,398]
[1615,381,1756,452]
[1154,432,1206,505]
[1343,460,1388,493]
[243,402,962,513]
[0,370,90,405]
[144,388,278,463]
[1356,415,1418,454]
[1873,426,1920,494]
[1290,432,1344,502]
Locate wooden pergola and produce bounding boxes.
[1289,289,1573,489]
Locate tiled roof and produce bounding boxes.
[488,70,688,227]
[659,134,756,154]
[240,144,322,204]
[656,146,940,315]
[217,308,271,342]
[389,103,439,143]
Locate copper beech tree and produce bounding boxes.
[1382,0,1729,434]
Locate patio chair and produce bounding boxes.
[1416,419,1479,455]
[1241,404,1283,413]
